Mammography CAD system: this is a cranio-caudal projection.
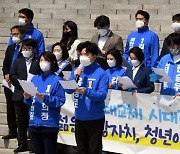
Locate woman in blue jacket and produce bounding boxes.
[23,51,65,154]
[106,49,125,89]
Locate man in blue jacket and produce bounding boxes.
[124,10,159,68]
[67,41,109,154]
[8,8,45,58]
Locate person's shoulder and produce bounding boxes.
[160,53,171,62]
[127,30,138,37]
[147,29,158,37]
[112,32,122,39]
[32,26,43,35]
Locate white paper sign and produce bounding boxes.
[118,76,137,90]
[18,79,38,96]
[59,80,78,89]
[2,79,14,92]
[153,67,172,82]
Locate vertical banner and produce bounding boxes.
[58,90,180,154]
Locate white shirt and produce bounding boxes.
[132,63,143,80]
[98,36,108,51]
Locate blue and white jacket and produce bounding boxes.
[67,62,109,121]
[106,66,125,90]
[124,26,159,68]
[24,72,65,128]
[9,24,45,58]
[157,54,180,96]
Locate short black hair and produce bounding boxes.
[11,25,25,35]
[106,49,123,66]
[79,41,99,56]
[166,33,180,47]
[39,51,59,72]
[129,47,144,63]
[172,13,180,21]
[18,8,34,20]
[135,10,150,20]
[22,39,37,49]
[94,15,110,28]
[52,42,69,61]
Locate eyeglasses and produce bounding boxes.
[22,47,34,51]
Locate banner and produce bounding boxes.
[58,90,180,154]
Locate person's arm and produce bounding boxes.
[151,34,160,68]
[36,32,45,57]
[23,92,33,105]
[123,36,130,60]
[2,46,11,77]
[174,93,180,99]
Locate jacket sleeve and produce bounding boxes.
[2,46,10,77]
[115,36,124,54]
[24,97,33,106]
[151,34,159,68]
[123,36,130,60]
[137,69,154,93]
[44,82,66,108]
[36,32,45,58]
[85,72,109,102]
[65,68,76,94]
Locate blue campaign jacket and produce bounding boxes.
[24,72,65,128]
[9,24,45,58]
[106,66,125,90]
[67,62,109,121]
[157,54,180,96]
[124,26,159,68]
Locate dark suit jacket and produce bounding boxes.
[2,44,22,77]
[125,64,154,93]
[91,31,124,54]
[10,56,40,101]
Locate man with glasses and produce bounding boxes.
[8,8,45,58]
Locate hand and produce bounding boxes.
[74,67,82,76]
[36,93,45,100]
[109,83,113,89]
[75,87,86,95]
[118,82,123,88]
[5,74,10,82]
[132,90,137,95]
[173,93,180,99]
[101,50,106,55]
[23,92,31,99]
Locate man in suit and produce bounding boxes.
[2,25,25,140]
[91,15,124,70]
[10,39,40,153]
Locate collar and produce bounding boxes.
[132,63,143,71]
[26,24,34,33]
[137,26,149,33]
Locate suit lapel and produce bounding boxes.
[102,31,114,51]
[133,65,144,82]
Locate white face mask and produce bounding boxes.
[80,55,91,67]
[19,18,26,26]
[107,59,116,68]
[40,61,51,72]
[136,20,144,29]
[21,50,33,58]
[98,29,108,37]
[12,36,21,44]
[131,60,140,67]
[169,47,180,56]
[171,22,180,32]
[54,52,62,61]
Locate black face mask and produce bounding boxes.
[63,31,71,38]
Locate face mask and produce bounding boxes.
[131,60,140,67]
[98,29,108,37]
[107,60,116,68]
[39,61,51,72]
[54,52,62,61]
[19,18,26,26]
[12,36,21,44]
[171,22,180,32]
[170,47,180,56]
[21,50,33,58]
[63,31,71,38]
[80,55,91,67]
[136,20,144,29]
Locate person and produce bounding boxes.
[66,41,109,154]
[106,49,125,90]
[23,51,65,154]
[2,25,25,140]
[8,8,45,58]
[60,20,81,66]
[160,13,180,59]
[121,47,154,93]
[156,33,180,96]
[52,42,72,79]
[91,15,124,70]
[123,10,159,68]
[9,39,40,152]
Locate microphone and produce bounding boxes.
[75,64,83,83]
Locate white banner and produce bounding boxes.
[58,90,180,154]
